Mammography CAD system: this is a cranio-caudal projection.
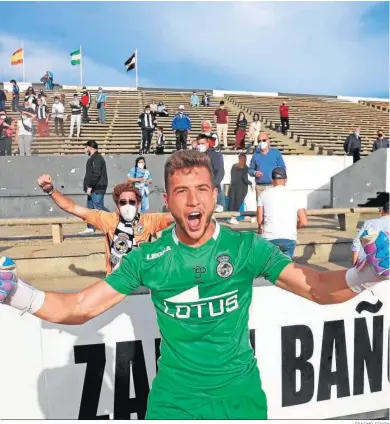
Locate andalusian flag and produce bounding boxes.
[11,48,24,65]
[70,49,81,65]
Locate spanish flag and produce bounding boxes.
[11,48,24,66]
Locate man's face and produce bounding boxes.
[201,123,211,133]
[179,108,184,113]
[197,137,209,152]
[117,191,139,212]
[163,167,217,242]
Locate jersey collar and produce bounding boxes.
[172,219,220,245]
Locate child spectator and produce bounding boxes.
[155,126,166,155]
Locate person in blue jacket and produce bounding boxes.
[249,132,286,201]
[172,105,192,151]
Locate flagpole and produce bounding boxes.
[22,42,25,82]
[135,48,138,90]
[80,45,83,86]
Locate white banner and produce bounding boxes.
[1,283,389,419]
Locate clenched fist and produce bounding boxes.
[37,174,54,194]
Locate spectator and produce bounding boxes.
[128,156,153,213]
[52,96,65,137]
[37,175,174,274]
[81,140,108,235]
[96,87,107,124]
[69,93,82,138]
[201,92,210,107]
[155,126,166,155]
[150,100,157,115]
[38,90,47,106]
[172,105,191,151]
[81,86,91,123]
[344,127,362,163]
[372,130,389,152]
[228,153,252,225]
[36,97,50,137]
[10,79,20,112]
[352,201,389,266]
[200,120,219,147]
[46,70,54,90]
[0,89,7,111]
[190,92,199,107]
[279,101,289,134]
[16,108,34,156]
[248,113,261,151]
[60,93,66,105]
[24,87,37,111]
[156,101,169,117]
[196,132,225,212]
[234,112,247,150]
[257,167,307,257]
[214,100,229,150]
[249,132,286,201]
[0,109,14,156]
[137,105,157,155]
[190,139,198,150]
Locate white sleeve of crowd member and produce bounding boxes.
[4,277,45,315]
[257,196,263,207]
[351,221,369,252]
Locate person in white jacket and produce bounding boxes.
[52,96,65,137]
[248,113,261,151]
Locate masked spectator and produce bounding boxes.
[172,105,191,151]
[36,97,50,137]
[344,127,362,163]
[150,100,157,115]
[81,86,91,123]
[128,156,153,213]
[81,140,109,234]
[200,120,219,148]
[69,93,82,138]
[372,130,389,152]
[10,80,20,112]
[138,105,157,155]
[156,102,169,117]
[279,101,289,134]
[16,108,34,156]
[228,153,252,225]
[201,92,210,107]
[214,101,229,149]
[24,86,37,111]
[155,126,166,155]
[52,96,65,137]
[96,87,108,124]
[249,132,286,201]
[191,92,199,107]
[248,113,261,151]
[0,109,14,156]
[234,112,247,150]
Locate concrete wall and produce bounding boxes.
[0,154,354,218]
[331,148,389,208]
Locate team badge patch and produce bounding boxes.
[216,255,234,278]
[114,233,130,254]
[136,224,144,235]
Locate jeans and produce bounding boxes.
[217,187,226,210]
[0,100,5,110]
[12,94,19,111]
[141,193,149,213]
[98,106,106,123]
[269,239,296,258]
[86,193,108,229]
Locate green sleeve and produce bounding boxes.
[104,248,143,295]
[249,235,292,284]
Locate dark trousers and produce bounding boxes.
[12,94,19,111]
[141,128,154,153]
[0,100,5,110]
[175,130,188,151]
[54,117,65,136]
[280,116,289,133]
[86,193,108,229]
[352,149,361,163]
[82,106,90,123]
[0,136,12,156]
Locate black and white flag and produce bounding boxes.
[124,52,136,72]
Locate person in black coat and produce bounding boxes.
[81,140,109,234]
[344,127,362,163]
[372,130,389,152]
[228,153,252,224]
[137,105,157,154]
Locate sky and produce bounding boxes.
[0,1,389,98]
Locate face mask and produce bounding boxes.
[197,144,207,153]
[55,100,59,104]
[99,90,102,93]
[354,132,359,137]
[0,115,5,119]
[120,204,137,222]
[145,110,150,114]
[259,141,268,151]
[22,115,28,120]
[138,163,145,169]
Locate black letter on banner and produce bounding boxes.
[155,338,161,374]
[353,316,383,395]
[317,320,350,401]
[250,329,256,354]
[113,340,149,420]
[74,343,109,420]
[281,325,314,407]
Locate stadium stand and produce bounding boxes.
[2,85,389,156]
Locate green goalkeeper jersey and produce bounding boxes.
[105,222,292,397]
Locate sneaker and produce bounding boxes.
[79,228,95,235]
[229,217,239,225]
[215,204,224,213]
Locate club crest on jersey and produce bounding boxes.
[216,255,234,278]
[114,233,130,254]
[135,224,144,235]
